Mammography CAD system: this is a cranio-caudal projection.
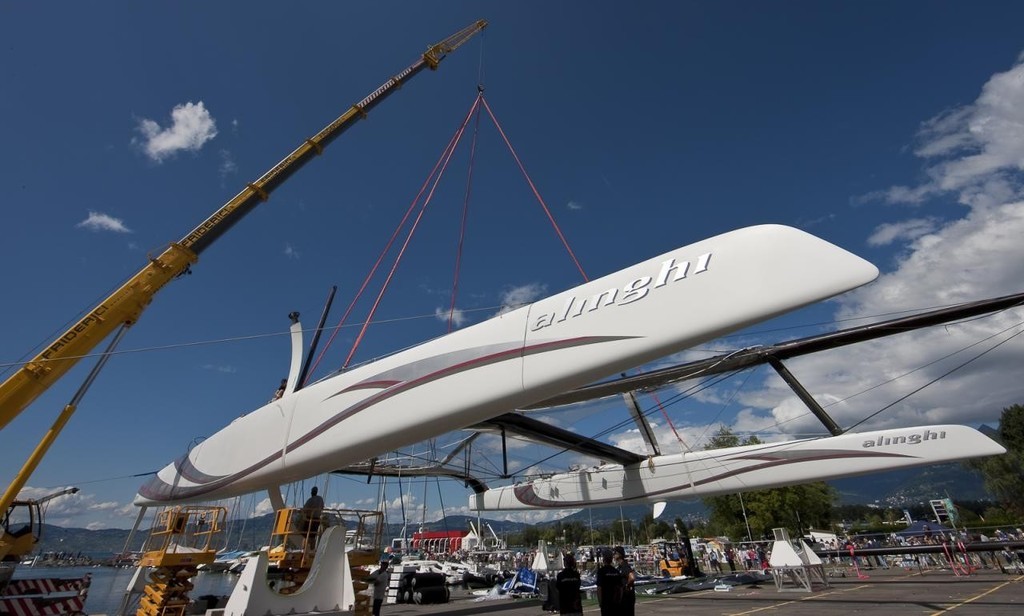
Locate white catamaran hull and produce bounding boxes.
[470,425,1006,511]
[137,225,879,506]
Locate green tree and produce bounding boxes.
[637,512,673,544]
[966,403,1024,518]
[700,425,835,540]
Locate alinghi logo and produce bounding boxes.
[862,429,946,448]
[530,252,712,331]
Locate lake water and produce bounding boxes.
[12,566,239,615]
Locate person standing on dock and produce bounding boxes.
[369,558,391,616]
[595,550,623,616]
[613,546,636,616]
[556,553,583,616]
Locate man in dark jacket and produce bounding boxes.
[613,546,636,616]
[595,550,623,616]
[555,553,583,615]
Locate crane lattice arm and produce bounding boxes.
[0,20,487,434]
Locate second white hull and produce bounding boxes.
[470,425,1005,510]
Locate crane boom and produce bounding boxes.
[0,20,487,435]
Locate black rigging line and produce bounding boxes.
[845,323,1024,433]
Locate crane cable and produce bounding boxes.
[341,96,484,369]
[480,96,588,283]
[304,95,483,379]
[446,91,485,333]
[316,92,591,371]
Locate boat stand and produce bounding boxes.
[768,528,831,592]
[219,525,377,616]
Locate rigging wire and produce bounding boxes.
[479,96,588,282]
[0,276,123,376]
[0,245,181,380]
[844,323,1024,433]
[341,96,484,370]
[304,96,483,379]
[0,306,510,369]
[817,317,1024,412]
[447,93,484,333]
[736,316,1024,439]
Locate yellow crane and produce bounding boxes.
[0,20,487,550]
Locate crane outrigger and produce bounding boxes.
[0,18,487,580]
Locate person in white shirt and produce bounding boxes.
[368,559,391,615]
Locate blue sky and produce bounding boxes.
[3,1,1024,530]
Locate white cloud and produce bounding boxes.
[251,497,274,517]
[16,486,78,508]
[219,149,237,178]
[284,244,300,260]
[872,59,1024,207]
[567,200,583,211]
[136,101,218,162]
[742,57,1024,437]
[496,283,548,316]
[373,494,421,521]
[201,363,238,374]
[77,211,131,233]
[608,422,720,456]
[15,486,138,529]
[434,306,467,328]
[798,212,836,228]
[867,217,941,247]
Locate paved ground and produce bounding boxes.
[380,567,1024,615]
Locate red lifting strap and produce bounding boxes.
[306,96,483,380]
[311,92,589,377]
[480,96,589,283]
[446,93,485,333]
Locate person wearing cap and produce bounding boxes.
[368,557,391,615]
[595,549,623,615]
[613,546,636,616]
[555,553,583,615]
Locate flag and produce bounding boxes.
[516,567,537,591]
